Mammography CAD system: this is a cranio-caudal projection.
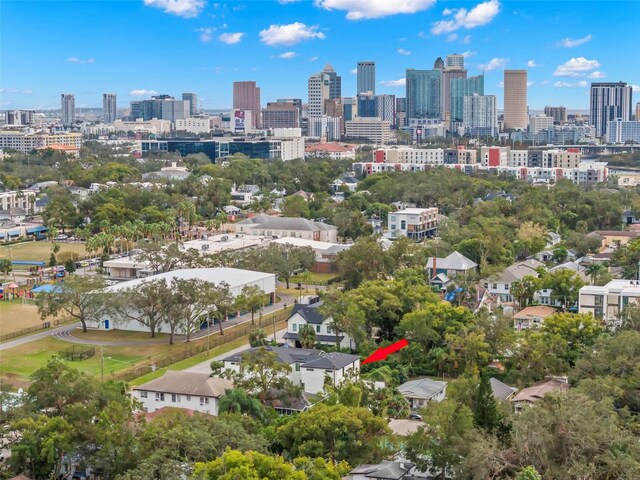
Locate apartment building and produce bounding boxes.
[579,279,640,326]
[0,190,37,212]
[0,131,83,153]
[388,207,439,240]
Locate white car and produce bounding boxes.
[55,234,68,241]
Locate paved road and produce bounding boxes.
[0,292,295,350]
[184,328,288,374]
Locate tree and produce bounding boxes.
[335,236,393,289]
[113,279,171,338]
[236,285,264,325]
[170,278,220,342]
[405,400,476,480]
[193,449,306,480]
[552,246,568,264]
[136,241,185,273]
[0,258,13,278]
[515,466,542,480]
[541,312,603,366]
[516,221,548,258]
[263,244,316,289]
[474,370,501,435]
[509,275,539,309]
[276,404,390,465]
[248,328,268,347]
[209,282,235,335]
[540,269,585,308]
[217,388,269,423]
[281,195,310,218]
[228,347,293,401]
[36,275,110,333]
[585,262,606,285]
[64,258,76,274]
[298,324,317,349]
[42,192,78,232]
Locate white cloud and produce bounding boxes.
[219,32,244,44]
[129,89,159,96]
[478,57,508,71]
[315,0,436,20]
[397,48,411,55]
[196,27,215,42]
[527,81,535,87]
[308,56,319,62]
[447,33,458,42]
[553,57,600,77]
[380,78,406,87]
[0,88,33,94]
[632,84,640,93]
[418,31,427,38]
[461,34,472,44]
[527,60,540,67]
[461,50,476,58]
[274,51,297,59]
[588,71,606,79]
[556,34,592,48]
[554,81,588,88]
[279,0,301,3]
[351,68,357,74]
[431,0,500,35]
[259,22,325,46]
[496,81,504,88]
[67,57,95,64]
[143,0,204,18]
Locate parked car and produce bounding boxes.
[408,412,423,421]
[55,234,68,241]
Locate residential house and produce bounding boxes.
[512,305,557,329]
[223,346,360,395]
[490,377,517,400]
[426,251,478,286]
[132,371,233,415]
[546,231,562,248]
[349,461,416,480]
[331,173,359,193]
[579,279,640,326]
[230,184,260,206]
[283,301,355,350]
[0,207,27,223]
[272,236,351,273]
[398,378,447,411]
[235,215,338,243]
[485,260,544,302]
[388,208,439,240]
[586,230,640,249]
[510,377,570,411]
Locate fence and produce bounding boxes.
[0,318,65,342]
[61,345,96,361]
[110,309,291,382]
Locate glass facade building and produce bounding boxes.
[450,74,484,124]
[406,69,441,119]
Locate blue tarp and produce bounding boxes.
[31,284,61,294]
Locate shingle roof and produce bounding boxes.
[398,378,447,400]
[223,346,357,370]
[511,378,570,403]
[301,352,360,370]
[236,213,274,225]
[289,301,326,325]
[249,217,337,232]
[512,306,558,320]
[133,371,233,398]
[427,251,477,271]
[490,377,517,400]
[349,460,415,479]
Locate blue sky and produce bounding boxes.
[1,0,638,111]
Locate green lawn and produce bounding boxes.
[0,241,88,264]
[290,272,339,285]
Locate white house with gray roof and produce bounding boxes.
[132,370,233,415]
[398,378,447,410]
[236,215,338,242]
[223,346,360,395]
[283,301,355,350]
[426,251,477,286]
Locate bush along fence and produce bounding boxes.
[110,309,291,382]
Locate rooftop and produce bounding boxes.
[490,377,518,400]
[427,251,478,271]
[289,301,326,325]
[133,371,233,398]
[223,346,358,370]
[512,306,558,320]
[511,378,570,404]
[398,378,447,400]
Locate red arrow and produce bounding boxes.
[361,339,409,365]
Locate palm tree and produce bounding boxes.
[298,324,317,349]
[585,262,606,285]
[218,388,268,423]
[249,328,268,347]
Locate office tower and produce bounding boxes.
[636,103,640,121]
[233,81,261,128]
[357,93,376,117]
[544,106,567,124]
[308,71,332,117]
[6,110,36,125]
[395,97,407,128]
[529,115,554,133]
[277,98,303,122]
[406,69,442,119]
[61,93,76,125]
[102,93,117,123]
[442,68,468,124]
[450,74,484,126]
[375,94,396,126]
[262,102,300,129]
[433,57,445,70]
[182,92,198,116]
[129,95,189,122]
[590,82,633,138]
[446,54,465,70]
[503,70,528,130]
[322,63,342,100]
[342,97,358,122]
[463,94,497,136]
[357,61,376,95]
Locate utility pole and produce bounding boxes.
[100,346,104,383]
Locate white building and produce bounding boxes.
[305,142,356,160]
[388,208,439,240]
[114,118,172,135]
[175,116,214,134]
[398,378,447,411]
[509,150,529,167]
[283,301,355,350]
[374,147,444,165]
[0,190,36,212]
[307,115,342,141]
[93,267,276,332]
[223,346,360,395]
[144,162,190,181]
[236,214,338,243]
[132,371,233,415]
[579,279,640,326]
[529,115,554,133]
[463,94,498,136]
[345,117,391,145]
[607,120,640,143]
[0,131,83,153]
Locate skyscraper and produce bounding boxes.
[308,70,332,117]
[442,68,468,125]
[544,106,567,124]
[129,95,189,122]
[262,102,300,129]
[589,82,633,138]
[233,81,261,128]
[503,70,528,130]
[375,94,396,126]
[61,93,76,125]
[357,61,376,95]
[463,94,497,136]
[636,102,640,122]
[433,57,445,70]
[182,92,198,116]
[446,54,465,70]
[406,69,441,120]
[102,93,117,123]
[450,74,484,125]
[357,93,376,117]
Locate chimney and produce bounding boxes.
[432,257,437,279]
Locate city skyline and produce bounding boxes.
[1,0,639,110]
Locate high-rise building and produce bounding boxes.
[529,115,554,133]
[446,54,465,70]
[406,69,442,120]
[544,106,567,124]
[606,120,640,143]
[450,74,484,125]
[308,70,331,118]
[182,92,199,116]
[5,110,36,126]
[395,97,407,128]
[433,57,445,70]
[503,70,528,130]
[442,68,468,124]
[357,61,376,95]
[636,103,640,121]
[322,63,341,100]
[277,98,303,122]
[375,94,396,126]
[590,82,633,138]
[61,93,76,125]
[357,93,376,117]
[102,93,117,123]
[129,95,189,123]
[463,94,497,136]
[233,81,261,128]
[262,102,300,129]
[342,97,358,122]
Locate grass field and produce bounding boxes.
[0,301,43,336]
[290,272,339,284]
[0,241,88,264]
[71,329,171,343]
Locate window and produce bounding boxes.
[327,325,333,334]
[306,368,314,372]
[186,395,191,401]
[492,283,497,289]
[295,363,300,372]
[594,295,603,306]
[140,391,148,398]
[171,394,180,403]
[505,284,510,290]
[155,393,165,402]
[401,220,406,229]
[292,324,297,332]
[200,397,209,406]
[316,325,321,333]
